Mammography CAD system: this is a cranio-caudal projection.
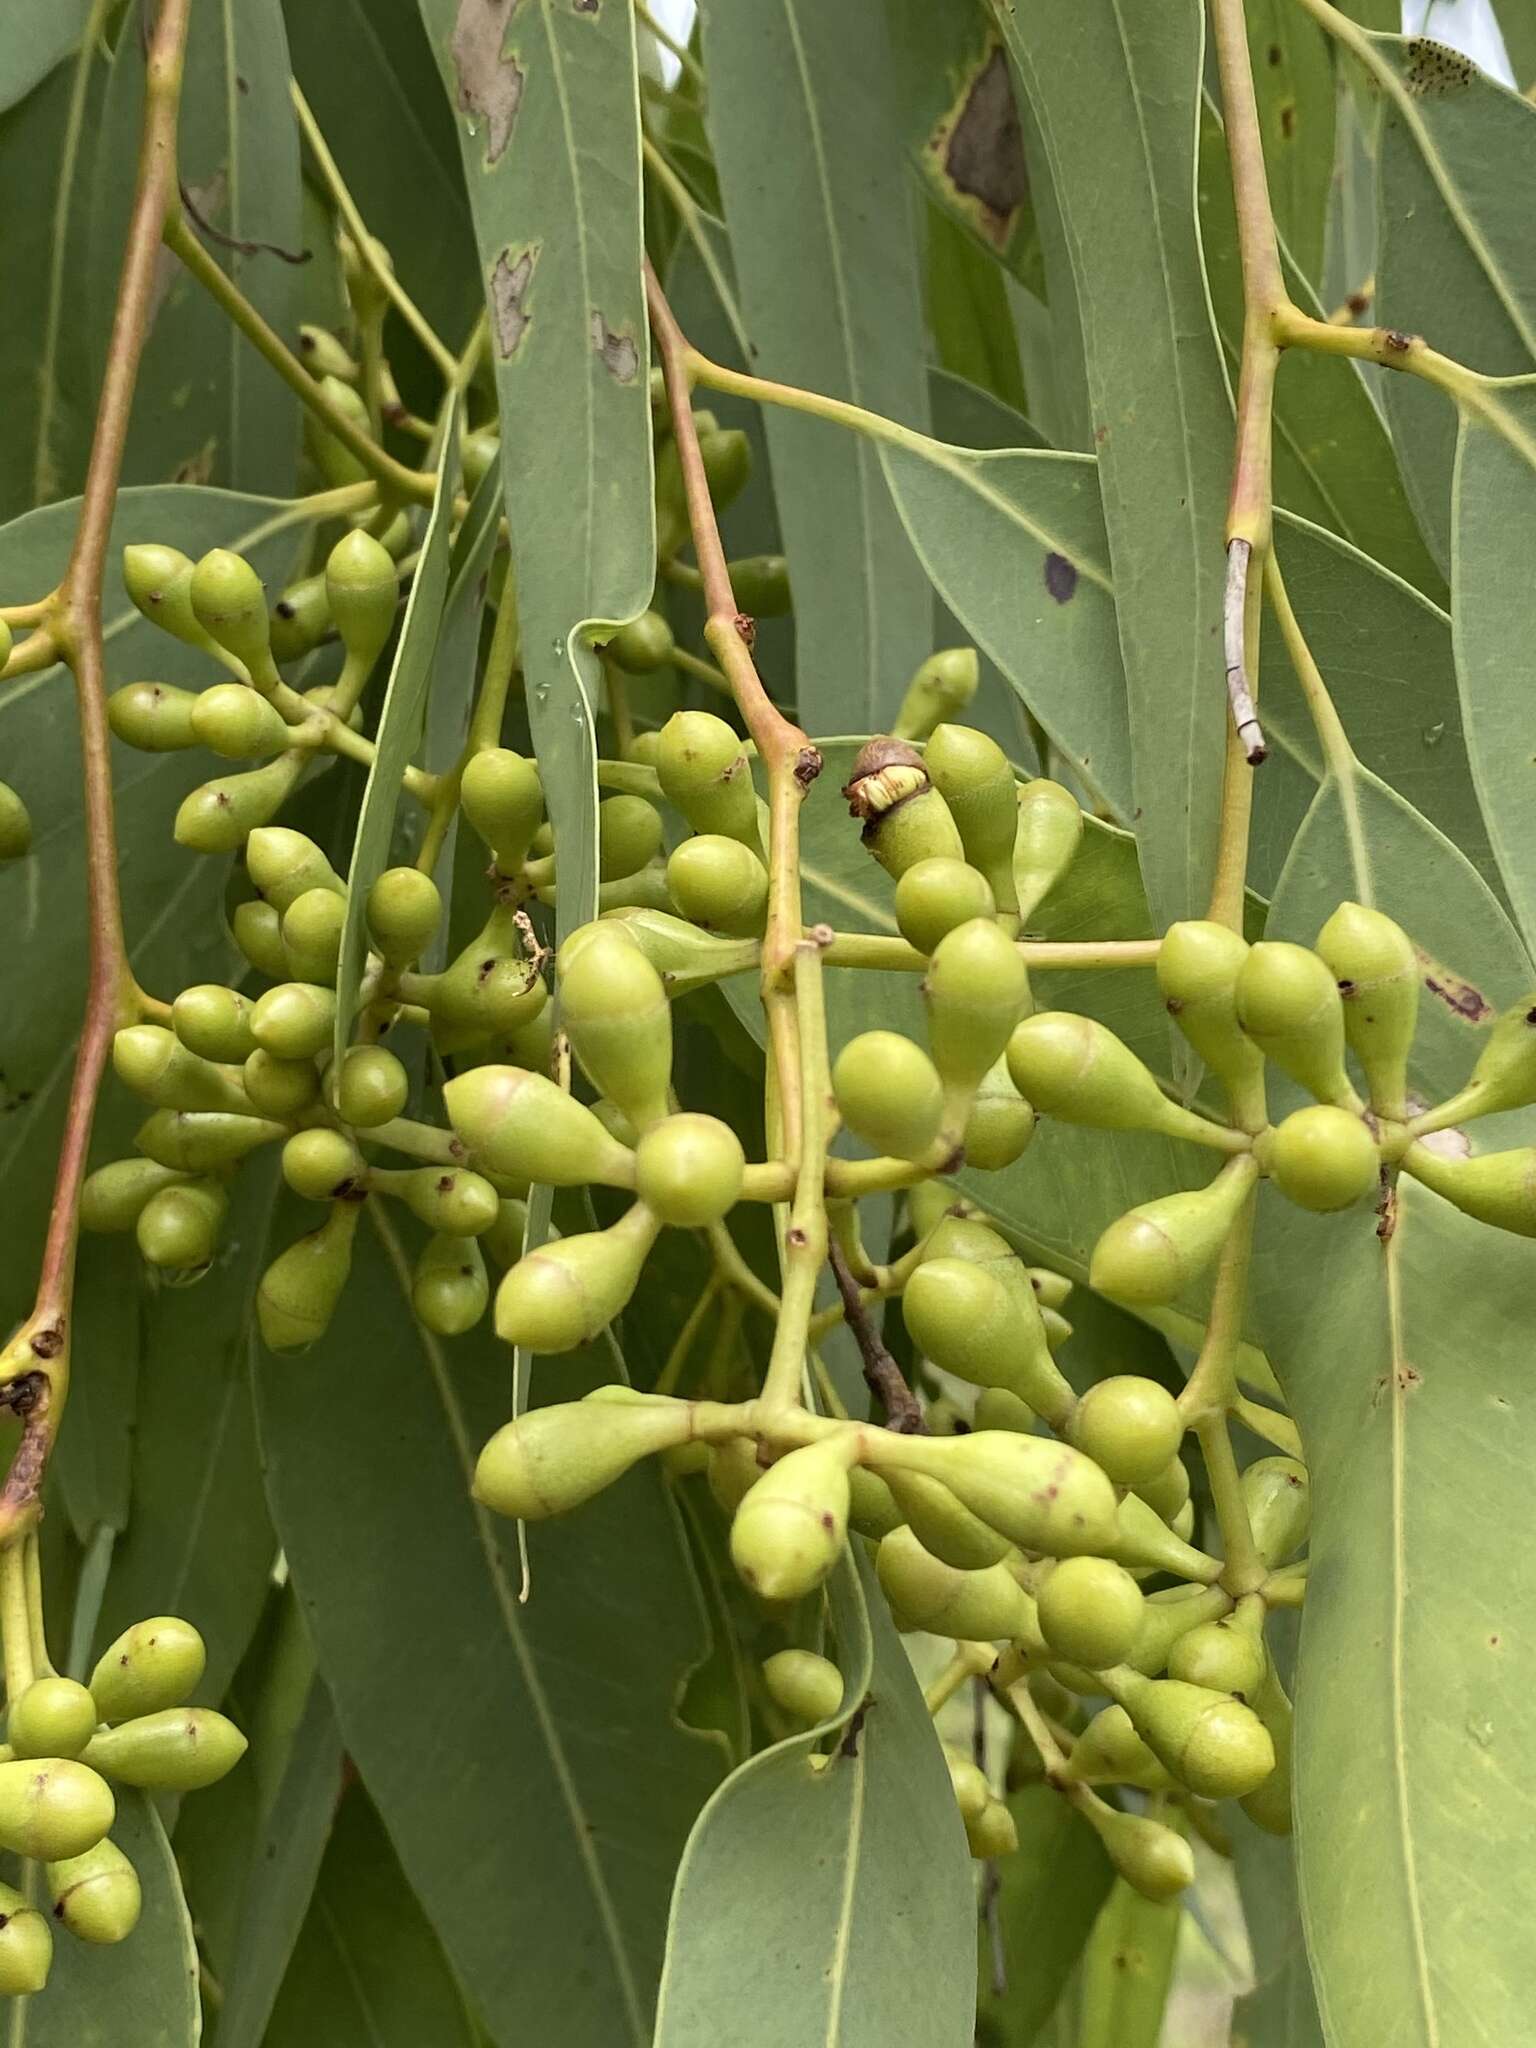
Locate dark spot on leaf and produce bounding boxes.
[589,310,639,383]
[1279,101,1296,139]
[1347,289,1372,317]
[1491,1634,1502,1647]
[450,0,524,164]
[1416,946,1491,1022]
[1044,552,1077,604]
[490,245,538,358]
[1267,42,1282,64]
[1405,37,1475,95]
[935,42,1027,249]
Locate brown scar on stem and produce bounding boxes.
[1416,947,1491,1022]
[923,40,1027,251]
[450,0,524,165]
[590,310,639,383]
[490,245,538,358]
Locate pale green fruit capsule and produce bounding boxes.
[298,323,359,380]
[844,738,966,880]
[1059,1705,1172,1791]
[875,1527,1039,1641]
[412,1233,489,1335]
[891,649,979,743]
[634,1113,745,1226]
[588,861,675,917]
[246,826,346,914]
[8,1678,99,1761]
[920,1214,1015,1265]
[656,711,762,852]
[425,910,547,1051]
[136,1109,285,1171]
[106,681,200,751]
[306,374,372,486]
[729,1438,854,1602]
[699,424,751,507]
[832,1032,945,1162]
[1108,1492,1221,1583]
[1316,901,1419,1116]
[597,794,664,883]
[728,554,792,618]
[0,1882,52,1992]
[191,682,292,759]
[176,754,305,854]
[399,1167,501,1236]
[624,730,661,766]
[1156,920,1265,1101]
[257,1202,361,1351]
[1259,1104,1379,1212]
[665,835,768,936]
[47,1837,141,1944]
[943,1747,992,1822]
[1240,1456,1309,1567]
[924,723,1020,911]
[89,1617,205,1723]
[1166,1618,1266,1699]
[902,1258,1074,1424]
[1067,1375,1183,1487]
[282,1128,365,1201]
[606,610,674,673]
[136,1179,230,1272]
[1093,1808,1194,1901]
[1106,1671,1275,1800]
[172,984,257,1063]
[894,856,995,956]
[1013,780,1082,923]
[190,548,272,668]
[243,1049,321,1118]
[481,1198,531,1270]
[882,1469,1012,1570]
[0,1760,114,1862]
[762,1649,843,1724]
[251,982,337,1062]
[281,888,347,985]
[366,867,441,968]
[460,747,544,869]
[325,529,397,676]
[112,1024,247,1113]
[444,1065,636,1187]
[1133,1456,1191,1525]
[1404,1140,1536,1235]
[972,1387,1035,1433]
[231,900,290,981]
[559,928,673,1129]
[965,1799,1019,1861]
[870,1429,1119,1558]
[81,1158,191,1233]
[924,917,1030,1098]
[1006,1011,1234,1148]
[1240,1667,1294,1835]
[706,1437,763,1516]
[0,781,31,861]
[1235,941,1356,1106]
[84,1708,247,1792]
[1088,1155,1259,1307]
[334,1045,409,1129]
[494,1202,661,1352]
[462,426,500,488]
[269,571,331,662]
[848,1465,904,1539]
[122,543,228,656]
[473,1393,694,1518]
[1036,1557,1146,1670]
[1427,993,1536,1126]
[1029,1266,1073,1311]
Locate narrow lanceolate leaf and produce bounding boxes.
[18,1796,199,2047]
[420,0,654,936]
[334,402,461,1065]
[257,1211,722,2048]
[701,0,933,732]
[1242,0,1334,285]
[654,1550,977,2048]
[1074,1879,1180,2048]
[1001,0,1233,932]
[975,1787,1112,2044]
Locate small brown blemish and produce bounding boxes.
[1417,946,1491,1023]
[573,0,598,12]
[490,245,538,358]
[786,1226,808,1248]
[1279,101,1296,139]
[590,310,639,383]
[30,1325,64,1361]
[450,0,524,164]
[1383,329,1414,355]
[1044,551,1078,604]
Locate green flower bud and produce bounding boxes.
[474,1393,695,1518]
[699,424,750,508]
[366,868,441,968]
[1108,1491,1221,1583]
[175,755,304,854]
[559,927,673,1129]
[190,682,292,759]
[84,1708,247,1792]
[1166,1618,1266,1699]
[425,908,547,1051]
[172,984,256,1063]
[325,530,396,675]
[246,827,346,915]
[462,426,500,488]
[762,1649,843,1723]
[624,730,661,766]
[633,1113,745,1226]
[870,1429,1118,1558]
[1067,1375,1183,1487]
[1092,1808,1194,1901]
[962,1057,1036,1170]
[1037,1557,1146,1670]
[279,889,346,986]
[1240,1456,1309,1567]
[460,748,544,868]
[1156,920,1266,1101]
[444,1065,636,1187]
[1134,1456,1191,1524]
[481,1198,531,1270]
[250,982,337,1061]
[965,1799,1019,1861]
[242,1049,321,1118]
[943,1746,992,1822]
[494,1202,661,1352]
[282,1128,364,1202]
[306,374,372,486]
[1316,901,1419,1116]
[257,1202,360,1351]
[47,1837,141,1944]
[894,857,995,955]
[924,724,1019,911]
[107,680,201,752]
[656,711,763,852]
[190,549,272,669]
[882,1469,1011,1570]
[848,1465,904,1539]
[81,1158,191,1233]
[231,900,289,981]
[706,1436,763,1515]
[1060,1705,1172,1791]
[902,1257,1073,1423]
[1433,994,1536,1125]
[89,1617,205,1723]
[136,1179,229,1272]
[0,780,31,861]
[0,1760,114,1862]
[8,1678,98,1761]
[972,1387,1035,1433]
[0,1882,52,1993]
[1404,1140,1536,1235]
[412,1233,489,1334]
[298,324,359,380]
[1012,780,1082,923]
[0,618,12,670]
[269,571,332,662]
[665,835,768,935]
[728,554,792,618]
[1006,1011,1232,1147]
[1235,941,1356,1106]
[1259,1104,1379,1212]
[875,1527,1038,1641]
[925,916,1030,1098]
[891,649,979,743]
[832,1031,945,1162]
[844,739,965,879]
[123,543,229,656]
[136,1109,285,1171]
[1106,1671,1274,1800]
[399,1166,500,1235]
[605,610,674,673]
[1240,1667,1294,1834]
[112,1024,247,1113]
[588,861,675,917]
[729,1438,853,1602]
[919,1214,1014,1263]
[597,794,664,883]
[334,1045,409,1129]
[1088,1156,1259,1307]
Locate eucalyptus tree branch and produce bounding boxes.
[826,1239,925,1433]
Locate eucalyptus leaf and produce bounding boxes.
[1074,1878,1180,2048]
[0,0,92,116]
[1242,0,1334,285]
[975,1787,1112,2047]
